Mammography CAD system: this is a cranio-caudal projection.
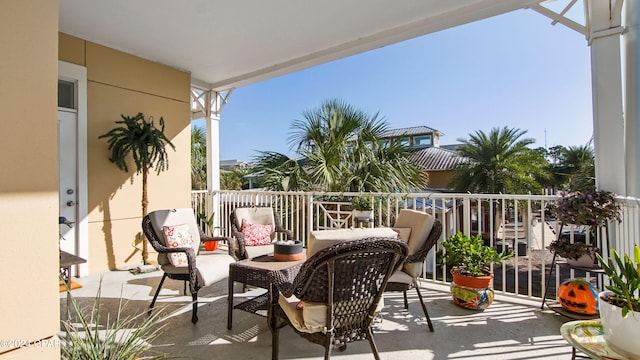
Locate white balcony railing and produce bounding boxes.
[192,190,640,301]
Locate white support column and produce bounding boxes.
[190,85,233,227]
[587,0,625,194]
[624,0,640,197]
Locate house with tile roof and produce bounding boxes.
[380,126,466,190]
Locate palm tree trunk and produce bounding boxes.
[141,163,149,264]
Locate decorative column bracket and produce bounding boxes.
[191,87,234,120]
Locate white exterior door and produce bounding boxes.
[58,110,78,257]
[58,61,88,276]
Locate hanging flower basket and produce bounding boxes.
[549,190,621,227]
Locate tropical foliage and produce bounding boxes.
[191,126,207,190]
[449,126,549,194]
[61,281,170,360]
[440,232,512,277]
[99,113,174,264]
[550,190,621,227]
[253,98,426,192]
[537,144,595,192]
[596,245,640,317]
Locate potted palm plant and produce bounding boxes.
[548,190,621,268]
[351,195,373,221]
[595,245,640,358]
[99,113,175,265]
[441,232,512,310]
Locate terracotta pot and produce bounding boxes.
[204,241,218,251]
[598,291,640,359]
[450,268,495,310]
[450,268,493,289]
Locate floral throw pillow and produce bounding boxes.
[242,219,273,246]
[162,224,193,267]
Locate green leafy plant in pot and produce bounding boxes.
[441,232,512,310]
[595,245,640,358]
[351,195,373,220]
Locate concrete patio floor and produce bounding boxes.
[60,269,578,360]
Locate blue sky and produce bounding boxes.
[194,6,592,162]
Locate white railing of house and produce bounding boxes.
[191,190,640,301]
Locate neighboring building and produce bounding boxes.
[409,146,466,190]
[220,159,249,171]
[380,126,466,190]
[379,125,442,148]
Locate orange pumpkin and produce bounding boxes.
[557,278,599,315]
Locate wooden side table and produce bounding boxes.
[60,250,86,318]
[227,252,305,329]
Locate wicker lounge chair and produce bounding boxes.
[269,237,407,360]
[385,209,442,332]
[142,208,235,324]
[230,206,293,260]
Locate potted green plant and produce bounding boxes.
[547,239,600,268]
[547,190,621,267]
[99,113,175,265]
[351,195,373,220]
[441,232,512,310]
[595,245,640,358]
[198,211,221,251]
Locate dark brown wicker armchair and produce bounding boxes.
[269,237,408,360]
[142,208,235,324]
[385,209,442,332]
[230,206,293,260]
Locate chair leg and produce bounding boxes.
[271,328,279,360]
[191,290,199,324]
[414,285,434,332]
[403,290,409,309]
[366,327,381,360]
[148,273,167,316]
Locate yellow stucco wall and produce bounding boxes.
[59,35,192,272]
[0,1,60,358]
[427,170,453,190]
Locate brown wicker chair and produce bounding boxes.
[230,206,293,260]
[385,209,442,332]
[142,208,235,324]
[269,237,408,360]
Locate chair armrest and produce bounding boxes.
[269,269,296,298]
[200,233,229,243]
[275,227,293,240]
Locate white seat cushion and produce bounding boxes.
[161,252,235,287]
[388,269,413,285]
[148,208,202,265]
[234,207,277,241]
[278,294,385,334]
[308,227,398,257]
[245,244,274,259]
[393,210,435,277]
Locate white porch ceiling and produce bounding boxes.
[59,0,542,91]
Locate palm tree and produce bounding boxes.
[253,98,426,192]
[99,113,175,264]
[449,126,549,194]
[560,145,595,192]
[191,126,207,190]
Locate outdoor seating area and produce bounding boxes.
[59,260,577,359]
